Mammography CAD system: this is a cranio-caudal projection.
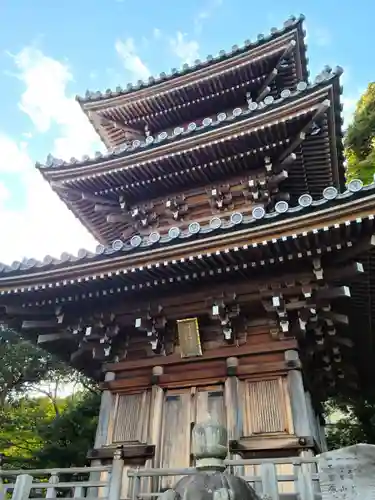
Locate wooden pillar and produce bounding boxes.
[224,357,246,478]
[318,416,328,452]
[285,350,311,437]
[224,358,242,442]
[95,371,116,448]
[145,366,164,494]
[90,371,115,498]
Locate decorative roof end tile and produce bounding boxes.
[76,15,306,103]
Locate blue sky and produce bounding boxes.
[0,0,373,264]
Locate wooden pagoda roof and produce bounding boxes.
[38,68,345,245]
[1,179,375,394]
[76,15,308,148]
[0,179,369,285]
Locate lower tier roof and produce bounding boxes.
[1,179,375,399]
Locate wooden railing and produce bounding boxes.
[128,457,321,500]
[0,456,320,500]
[0,461,120,500]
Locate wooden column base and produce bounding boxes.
[229,435,318,458]
[87,444,155,465]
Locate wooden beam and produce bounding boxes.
[254,41,296,103]
[94,204,121,213]
[277,100,330,164]
[22,316,64,329]
[104,338,298,372]
[99,115,143,137]
[52,182,119,207]
[0,305,60,317]
[319,310,349,325]
[107,213,130,223]
[37,332,73,343]
[332,235,375,264]
[315,286,351,301]
[325,262,364,282]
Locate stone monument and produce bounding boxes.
[158,420,260,500]
[318,443,375,499]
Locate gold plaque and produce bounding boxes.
[176,317,202,358]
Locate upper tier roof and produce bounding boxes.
[37,68,345,245]
[76,15,308,148]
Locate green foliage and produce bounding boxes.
[0,398,61,467]
[33,391,101,468]
[0,327,100,469]
[345,83,375,184]
[325,396,375,450]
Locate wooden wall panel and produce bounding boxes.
[243,377,293,436]
[111,391,151,444]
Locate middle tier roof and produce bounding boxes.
[38,67,344,245]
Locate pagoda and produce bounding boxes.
[1,13,374,493]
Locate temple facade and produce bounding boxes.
[1,13,374,497]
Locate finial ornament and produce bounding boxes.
[192,420,228,470]
[157,420,260,499]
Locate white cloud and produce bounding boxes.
[153,28,161,40]
[170,32,199,65]
[0,136,97,265]
[342,96,358,128]
[194,0,223,34]
[12,47,103,161]
[115,38,151,82]
[0,47,102,264]
[0,181,10,207]
[0,134,32,173]
[341,90,366,130]
[314,27,331,47]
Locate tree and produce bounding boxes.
[33,390,101,468]
[345,83,375,184]
[323,84,375,449]
[0,397,63,468]
[0,327,100,469]
[325,396,375,450]
[0,326,74,405]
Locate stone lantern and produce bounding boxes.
[158,420,260,500]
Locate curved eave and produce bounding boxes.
[83,27,307,148]
[39,73,343,183]
[77,16,306,109]
[0,181,373,293]
[51,105,338,245]
[37,75,344,244]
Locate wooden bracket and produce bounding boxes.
[210,294,240,342]
[165,195,189,221]
[208,185,233,212]
[135,305,167,354]
[130,202,158,230]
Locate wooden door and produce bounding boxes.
[159,389,192,488]
[195,385,226,425]
[159,385,226,488]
